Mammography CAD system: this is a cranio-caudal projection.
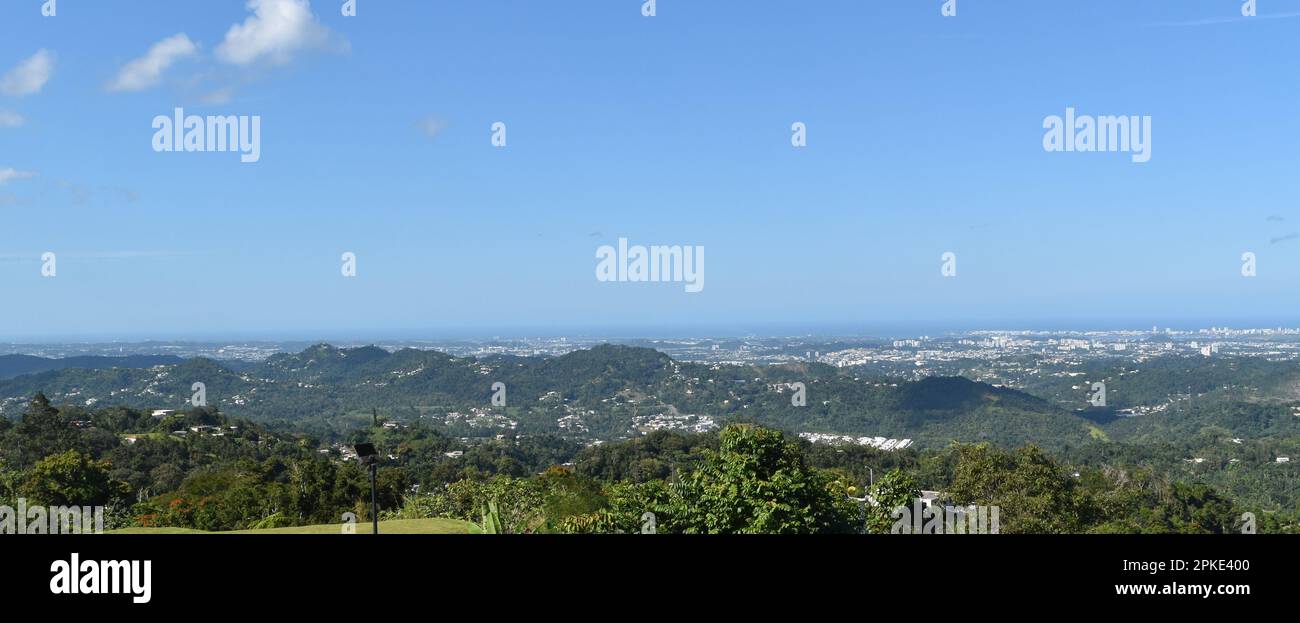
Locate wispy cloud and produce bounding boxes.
[106,34,199,92]
[0,251,191,264]
[198,88,234,105]
[417,117,447,139]
[0,167,36,185]
[1,49,55,96]
[0,110,23,128]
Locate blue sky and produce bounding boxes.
[2,0,1300,340]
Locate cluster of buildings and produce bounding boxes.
[798,432,914,451]
[556,411,592,434]
[436,408,517,430]
[167,424,237,438]
[630,413,718,434]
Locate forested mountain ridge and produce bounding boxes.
[0,344,1094,448]
[0,353,185,380]
[4,344,1298,453]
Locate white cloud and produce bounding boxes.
[215,0,341,66]
[0,110,23,128]
[0,168,36,184]
[106,34,198,92]
[1,50,55,97]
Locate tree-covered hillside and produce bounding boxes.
[0,344,1099,448]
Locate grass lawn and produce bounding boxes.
[108,518,470,535]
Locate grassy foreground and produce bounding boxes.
[109,518,471,535]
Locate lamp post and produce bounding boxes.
[354,443,379,534]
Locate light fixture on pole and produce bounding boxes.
[354,443,379,535]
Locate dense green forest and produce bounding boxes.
[0,395,1296,533]
[0,344,1101,446]
[2,344,1299,533]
